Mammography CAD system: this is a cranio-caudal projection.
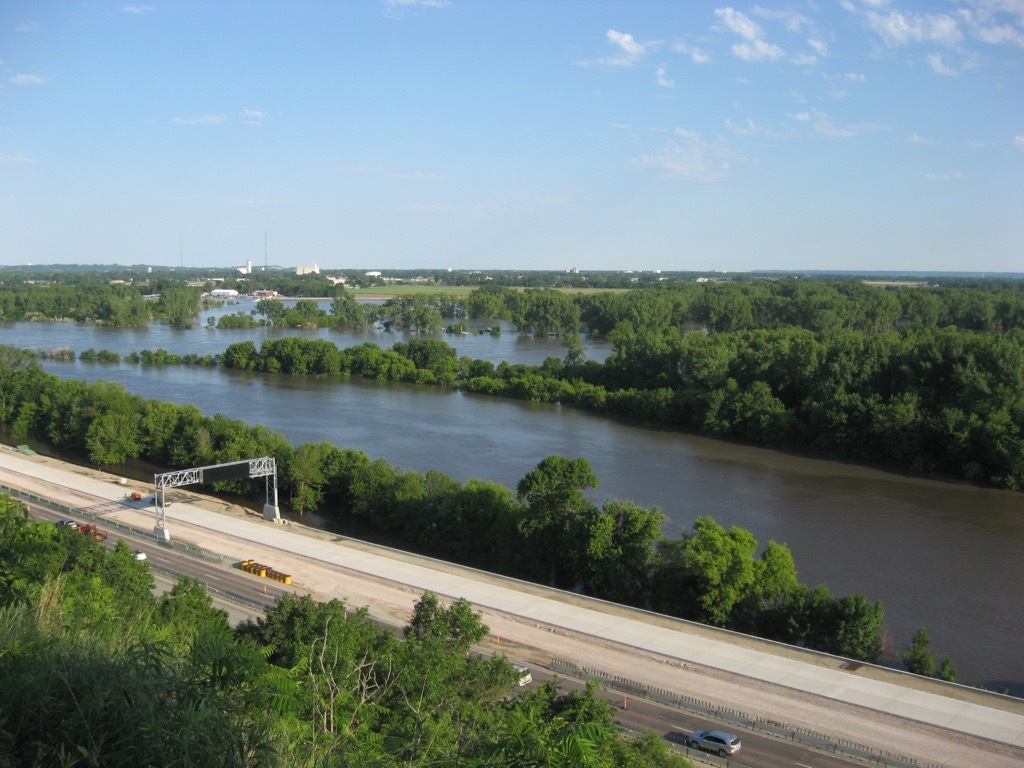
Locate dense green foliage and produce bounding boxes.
[903,627,957,682]
[0,278,204,327]
[204,298,1024,489]
[0,348,891,662]
[6,276,1009,670]
[0,494,690,767]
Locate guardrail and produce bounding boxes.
[3,484,277,617]
[3,484,238,566]
[551,659,947,768]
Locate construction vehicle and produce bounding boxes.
[76,523,108,541]
[127,491,143,501]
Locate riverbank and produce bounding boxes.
[7,318,1023,697]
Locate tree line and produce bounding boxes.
[2,346,934,667]
[101,315,1024,490]
[1,494,690,767]
[0,279,204,328]
[200,279,1024,491]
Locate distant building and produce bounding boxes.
[296,263,320,276]
[252,289,278,299]
[210,289,240,298]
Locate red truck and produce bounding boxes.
[76,523,108,541]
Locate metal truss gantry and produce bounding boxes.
[152,456,279,541]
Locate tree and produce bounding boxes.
[823,593,886,662]
[85,409,142,465]
[0,495,55,607]
[678,517,759,626]
[516,456,599,586]
[152,576,230,641]
[98,540,157,619]
[937,657,957,682]
[562,333,586,367]
[904,627,935,676]
[575,499,663,602]
[393,337,459,384]
[237,592,353,668]
[476,680,614,767]
[330,291,373,329]
[404,591,489,652]
[222,340,259,370]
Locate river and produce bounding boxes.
[2,304,1022,695]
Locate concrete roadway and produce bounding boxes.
[2,448,1023,756]
[25,498,869,768]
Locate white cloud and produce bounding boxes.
[610,30,646,58]
[815,120,856,139]
[383,0,450,19]
[0,152,34,166]
[716,7,763,41]
[865,10,963,46]
[956,1,1024,47]
[10,74,46,86]
[656,66,674,88]
[808,38,829,57]
[842,72,866,81]
[907,133,933,144]
[726,117,758,136]
[715,7,785,61]
[582,29,655,67]
[810,110,885,139]
[733,39,785,61]
[1015,134,1024,146]
[16,22,38,32]
[242,109,264,123]
[608,30,650,65]
[335,165,445,181]
[673,41,711,64]
[121,5,153,13]
[173,115,227,125]
[791,53,820,66]
[631,129,734,181]
[789,112,811,121]
[925,171,963,182]
[927,53,958,75]
[385,0,450,7]
[753,6,812,33]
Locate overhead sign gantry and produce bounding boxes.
[152,456,279,541]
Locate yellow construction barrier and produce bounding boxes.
[240,559,290,584]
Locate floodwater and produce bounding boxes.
[2,306,1022,695]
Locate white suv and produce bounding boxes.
[688,729,741,756]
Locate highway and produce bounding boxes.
[20,499,869,768]
[3,447,1023,768]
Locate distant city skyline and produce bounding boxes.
[1,1,1022,273]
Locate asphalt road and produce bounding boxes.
[20,492,868,768]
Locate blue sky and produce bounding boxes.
[1,1,1022,273]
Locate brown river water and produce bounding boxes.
[2,309,1022,696]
